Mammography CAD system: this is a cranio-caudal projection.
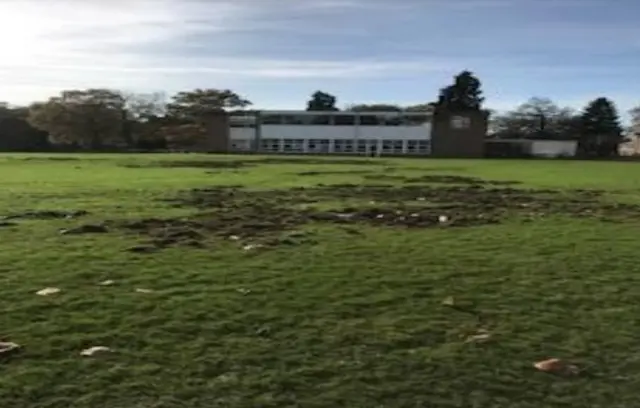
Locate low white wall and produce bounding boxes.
[530,140,578,157]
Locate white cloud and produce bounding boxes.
[0,0,636,108]
[0,0,470,104]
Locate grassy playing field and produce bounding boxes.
[3,153,640,408]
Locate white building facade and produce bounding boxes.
[229,110,434,155]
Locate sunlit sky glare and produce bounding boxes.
[1,0,639,117]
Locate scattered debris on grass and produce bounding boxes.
[236,288,252,295]
[135,288,154,294]
[534,358,580,376]
[109,180,640,252]
[36,287,61,296]
[2,210,88,221]
[464,329,492,343]
[60,224,109,235]
[0,341,20,356]
[215,373,239,384]
[255,325,271,336]
[33,176,640,253]
[98,280,115,286]
[80,346,112,357]
[442,296,456,306]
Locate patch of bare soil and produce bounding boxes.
[296,170,373,176]
[43,177,639,253]
[61,181,634,253]
[362,174,519,186]
[405,175,519,185]
[19,157,80,161]
[1,210,88,221]
[59,224,108,235]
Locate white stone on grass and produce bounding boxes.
[80,346,112,357]
[135,288,154,294]
[36,287,61,296]
[0,341,20,355]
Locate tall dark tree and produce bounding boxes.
[578,97,623,157]
[0,103,50,151]
[27,89,126,149]
[163,88,251,148]
[306,91,338,111]
[124,92,168,149]
[166,89,251,121]
[436,70,484,111]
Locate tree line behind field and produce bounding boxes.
[0,71,635,157]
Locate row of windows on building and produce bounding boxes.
[229,113,431,127]
[231,139,431,155]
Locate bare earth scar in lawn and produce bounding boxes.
[122,183,639,252]
[7,175,639,253]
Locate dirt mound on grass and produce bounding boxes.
[107,181,640,252]
[362,174,519,185]
[296,170,373,176]
[40,177,640,253]
[1,210,88,221]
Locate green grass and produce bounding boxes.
[3,153,640,407]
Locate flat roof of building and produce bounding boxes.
[230,109,433,116]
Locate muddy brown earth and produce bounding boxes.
[9,179,640,253]
[1,210,89,221]
[78,182,640,252]
[296,170,372,176]
[18,157,81,162]
[362,174,519,186]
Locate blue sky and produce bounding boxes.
[0,0,638,117]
